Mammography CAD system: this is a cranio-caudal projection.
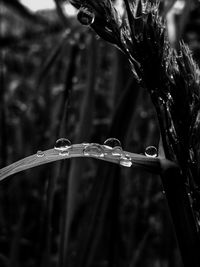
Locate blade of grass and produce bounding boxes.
[36,31,71,90]
[0,49,7,167]
[9,206,25,267]
[38,42,79,267]
[0,143,171,182]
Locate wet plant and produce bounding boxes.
[1,0,200,266]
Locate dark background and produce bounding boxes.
[0,1,200,266]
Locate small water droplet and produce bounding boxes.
[77,7,95,26]
[59,151,69,156]
[119,155,132,167]
[54,138,71,151]
[104,138,121,149]
[83,144,104,158]
[145,146,158,158]
[37,150,44,157]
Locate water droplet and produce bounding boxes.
[54,138,71,151]
[112,147,123,157]
[82,143,90,146]
[59,151,69,156]
[119,155,132,167]
[77,7,95,26]
[83,144,104,158]
[37,150,44,157]
[103,138,121,149]
[145,146,158,158]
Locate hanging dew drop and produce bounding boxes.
[36,150,44,157]
[77,7,95,26]
[119,155,132,167]
[83,144,104,158]
[103,138,121,149]
[145,146,158,158]
[54,138,71,151]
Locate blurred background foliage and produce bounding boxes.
[0,1,200,267]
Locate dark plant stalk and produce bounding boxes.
[41,43,79,267]
[161,161,200,267]
[34,31,79,266]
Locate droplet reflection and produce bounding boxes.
[145,146,158,158]
[37,150,44,157]
[120,155,132,167]
[77,7,95,26]
[54,138,71,151]
[112,147,123,157]
[104,138,121,149]
[83,144,104,158]
[59,151,69,156]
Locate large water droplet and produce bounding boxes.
[37,150,44,157]
[120,155,132,167]
[145,146,158,158]
[104,138,121,149]
[54,138,71,151]
[77,7,95,26]
[83,144,104,158]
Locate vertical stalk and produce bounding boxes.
[41,43,79,267]
[160,160,200,267]
[0,48,7,167]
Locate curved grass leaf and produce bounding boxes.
[0,143,166,182]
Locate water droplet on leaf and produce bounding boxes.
[54,138,71,151]
[104,138,121,149]
[112,147,123,157]
[82,143,90,146]
[59,151,69,156]
[145,146,158,158]
[77,7,95,26]
[83,144,104,158]
[120,155,132,167]
[37,150,44,157]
